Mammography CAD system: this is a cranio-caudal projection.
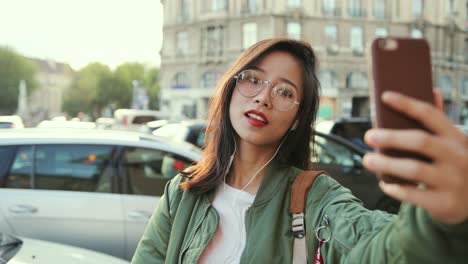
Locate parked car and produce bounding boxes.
[36,120,96,129]
[0,232,129,264]
[95,117,115,129]
[0,128,201,260]
[139,119,171,134]
[315,117,372,150]
[0,115,24,129]
[153,120,207,149]
[312,131,400,213]
[113,109,168,131]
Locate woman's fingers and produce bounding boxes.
[432,89,444,112]
[364,129,449,160]
[363,153,438,187]
[381,91,464,141]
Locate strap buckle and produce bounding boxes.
[292,213,305,238]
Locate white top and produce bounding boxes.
[197,183,256,264]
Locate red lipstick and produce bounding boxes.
[244,110,269,127]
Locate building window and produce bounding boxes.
[465,38,468,64]
[171,72,191,89]
[375,27,388,37]
[412,0,423,17]
[350,26,364,53]
[201,71,219,89]
[202,26,224,56]
[176,31,189,56]
[180,0,190,21]
[445,0,453,16]
[411,28,423,38]
[438,75,452,97]
[462,77,468,96]
[320,70,338,90]
[287,0,301,8]
[324,24,338,53]
[287,22,301,40]
[346,72,368,88]
[373,0,386,19]
[241,0,257,14]
[349,0,363,18]
[243,22,257,49]
[213,0,228,12]
[322,0,337,17]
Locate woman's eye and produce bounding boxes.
[278,88,293,98]
[248,77,260,84]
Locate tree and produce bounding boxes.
[96,63,160,111]
[0,46,38,114]
[63,62,162,118]
[62,62,112,118]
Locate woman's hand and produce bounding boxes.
[363,90,468,225]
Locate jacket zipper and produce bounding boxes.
[238,206,251,263]
[178,203,211,264]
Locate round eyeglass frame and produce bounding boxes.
[233,69,300,112]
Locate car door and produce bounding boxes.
[120,146,193,260]
[0,144,126,259]
[311,134,383,209]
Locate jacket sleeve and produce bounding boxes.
[307,175,468,264]
[131,178,176,264]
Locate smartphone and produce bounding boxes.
[369,37,435,185]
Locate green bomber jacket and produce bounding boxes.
[131,160,468,264]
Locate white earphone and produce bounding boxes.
[291,119,299,131]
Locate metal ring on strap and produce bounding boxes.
[315,225,331,243]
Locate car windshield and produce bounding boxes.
[0,233,23,264]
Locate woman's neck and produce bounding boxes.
[227,140,277,194]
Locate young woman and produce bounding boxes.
[131,38,468,263]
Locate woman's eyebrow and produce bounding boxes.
[249,66,298,89]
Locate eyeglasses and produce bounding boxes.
[233,69,300,112]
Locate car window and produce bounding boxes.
[0,122,13,128]
[132,115,157,124]
[123,147,192,196]
[34,145,115,193]
[6,145,33,189]
[312,135,356,167]
[196,130,206,148]
[0,146,15,179]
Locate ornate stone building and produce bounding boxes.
[160,0,468,124]
[28,58,74,125]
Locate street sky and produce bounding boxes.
[0,0,163,70]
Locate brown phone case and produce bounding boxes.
[369,37,435,185]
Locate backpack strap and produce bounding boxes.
[290,170,324,264]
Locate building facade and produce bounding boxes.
[160,0,468,124]
[28,58,74,125]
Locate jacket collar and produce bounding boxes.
[250,159,295,207]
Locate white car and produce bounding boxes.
[0,115,24,129]
[1,232,129,264]
[0,128,201,260]
[113,109,168,131]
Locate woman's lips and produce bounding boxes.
[244,110,268,127]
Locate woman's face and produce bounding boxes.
[229,50,303,148]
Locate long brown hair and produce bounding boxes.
[181,38,320,194]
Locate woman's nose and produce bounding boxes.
[253,84,272,108]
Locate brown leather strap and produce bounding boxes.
[289,170,324,214]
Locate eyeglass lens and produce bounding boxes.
[236,70,298,111]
